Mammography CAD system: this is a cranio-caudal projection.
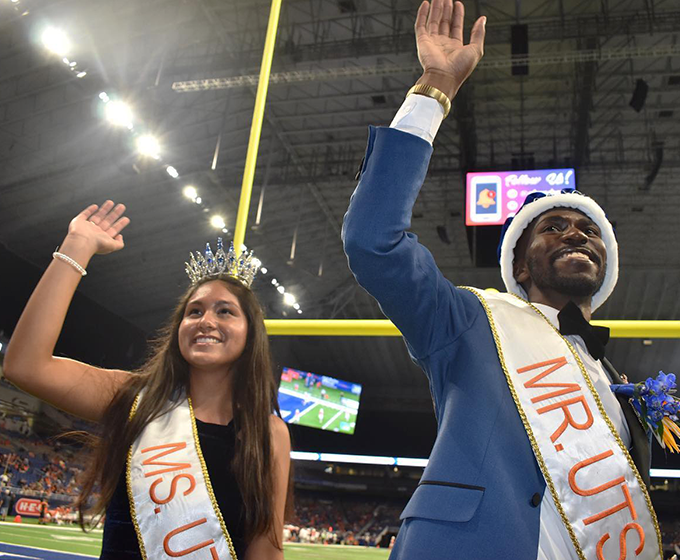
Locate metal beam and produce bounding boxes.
[263,318,680,337]
[172,43,680,91]
[572,38,599,168]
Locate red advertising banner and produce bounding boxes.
[15,497,41,516]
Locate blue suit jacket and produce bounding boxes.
[342,127,647,560]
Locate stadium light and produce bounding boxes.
[99,92,110,102]
[293,303,300,310]
[195,197,202,205]
[289,451,680,475]
[183,186,198,201]
[76,71,87,78]
[166,165,179,178]
[271,278,278,286]
[286,452,680,475]
[277,286,285,294]
[222,228,228,234]
[650,468,680,479]
[210,215,226,229]
[319,453,395,466]
[290,451,320,461]
[41,27,71,56]
[297,309,303,314]
[283,293,296,306]
[396,457,429,468]
[136,135,160,159]
[260,267,268,274]
[105,101,133,129]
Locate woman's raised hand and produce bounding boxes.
[415,0,486,98]
[67,200,130,255]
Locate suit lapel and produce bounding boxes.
[602,358,651,488]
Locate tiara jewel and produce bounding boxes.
[185,238,261,287]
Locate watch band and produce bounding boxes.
[406,84,451,118]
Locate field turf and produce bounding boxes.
[278,379,359,433]
[280,379,360,408]
[0,521,390,559]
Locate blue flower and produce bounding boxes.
[645,377,661,395]
[663,399,680,417]
[644,393,665,410]
[610,373,680,447]
[649,408,664,423]
[657,371,677,393]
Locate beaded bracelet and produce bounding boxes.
[52,250,87,277]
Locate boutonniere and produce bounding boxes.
[610,372,680,452]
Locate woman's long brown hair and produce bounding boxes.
[76,275,290,546]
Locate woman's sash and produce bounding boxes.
[464,288,661,560]
[127,393,238,560]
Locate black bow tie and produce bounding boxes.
[557,301,610,361]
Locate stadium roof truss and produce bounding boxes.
[1,0,680,414]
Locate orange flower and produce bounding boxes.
[661,417,680,453]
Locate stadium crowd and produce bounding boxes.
[284,493,402,547]
[661,518,680,558]
[2,415,405,545]
[1,429,86,498]
[1,406,679,555]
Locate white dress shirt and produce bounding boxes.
[390,95,632,560]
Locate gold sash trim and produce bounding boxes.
[462,288,662,559]
[125,393,238,560]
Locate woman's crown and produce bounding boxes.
[185,238,261,288]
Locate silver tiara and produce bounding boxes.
[185,238,261,288]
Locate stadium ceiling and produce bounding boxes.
[1,0,680,416]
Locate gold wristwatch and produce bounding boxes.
[406,84,452,118]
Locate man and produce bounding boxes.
[38,495,49,525]
[0,488,10,521]
[342,1,661,558]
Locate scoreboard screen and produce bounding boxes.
[277,367,362,435]
[466,168,577,226]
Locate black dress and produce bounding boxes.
[100,419,247,559]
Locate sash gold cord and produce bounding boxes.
[126,394,148,560]
[462,287,663,559]
[187,397,239,560]
[124,394,238,560]
[522,296,663,556]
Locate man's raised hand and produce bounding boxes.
[415,0,486,99]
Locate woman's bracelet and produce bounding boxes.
[52,249,87,277]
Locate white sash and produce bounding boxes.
[465,288,661,560]
[127,392,237,560]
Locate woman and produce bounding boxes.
[4,200,291,559]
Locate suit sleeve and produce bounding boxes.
[342,126,480,360]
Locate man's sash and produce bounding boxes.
[127,393,238,560]
[464,288,662,560]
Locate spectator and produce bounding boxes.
[0,488,11,521]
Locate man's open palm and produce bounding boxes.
[416,0,486,87]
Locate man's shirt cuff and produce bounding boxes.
[390,94,445,145]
